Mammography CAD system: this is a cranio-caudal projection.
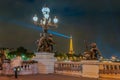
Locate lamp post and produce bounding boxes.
[33,5,58,52]
[33,5,58,33]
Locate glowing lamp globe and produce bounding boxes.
[33,14,38,22]
[42,7,50,14]
[53,16,58,23]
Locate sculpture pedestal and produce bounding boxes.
[81,60,99,78]
[33,52,56,74]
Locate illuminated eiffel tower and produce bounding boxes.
[69,36,74,54]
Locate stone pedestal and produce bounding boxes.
[33,52,56,74]
[81,60,99,78]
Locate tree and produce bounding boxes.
[7,47,35,60]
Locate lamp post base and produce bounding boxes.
[33,52,56,74]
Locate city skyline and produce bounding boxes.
[0,0,120,58]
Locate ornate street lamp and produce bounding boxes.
[33,5,58,52]
[33,5,58,33]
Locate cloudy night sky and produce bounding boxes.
[0,0,120,58]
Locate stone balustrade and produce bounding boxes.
[54,61,120,79]
[99,62,120,79]
[0,60,38,75]
[54,61,82,76]
[19,61,38,75]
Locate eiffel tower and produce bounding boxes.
[69,36,74,54]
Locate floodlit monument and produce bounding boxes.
[32,5,58,74]
[69,36,74,55]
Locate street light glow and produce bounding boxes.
[33,14,38,22]
[53,16,58,24]
[42,7,50,14]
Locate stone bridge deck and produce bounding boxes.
[0,74,97,80]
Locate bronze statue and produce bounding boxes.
[37,33,55,53]
[90,43,101,59]
[83,42,101,60]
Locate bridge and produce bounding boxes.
[1,60,120,79]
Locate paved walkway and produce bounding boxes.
[0,74,98,80]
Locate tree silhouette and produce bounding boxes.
[7,47,35,60]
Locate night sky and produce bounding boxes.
[0,0,120,58]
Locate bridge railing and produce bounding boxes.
[1,60,38,75]
[19,61,38,75]
[55,61,120,79]
[99,62,120,78]
[54,61,82,76]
